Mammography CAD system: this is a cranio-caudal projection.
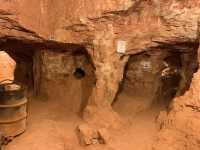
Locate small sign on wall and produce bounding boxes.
[140,61,152,71]
[116,40,127,54]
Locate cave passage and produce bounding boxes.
[0,40,96,105]
[113,48,198,116]
[0,40,97,148]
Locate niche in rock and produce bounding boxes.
[33,48,96,113]
[114,48,198,116]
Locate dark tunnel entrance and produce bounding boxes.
[0,40,96,148]
[113,48,198,116]
[0,40,96,112]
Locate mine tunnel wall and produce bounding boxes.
[33,49,96,112]
[120,48,198,108]
[0,40,198,112]
[0,40,96,114]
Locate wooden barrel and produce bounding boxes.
[0,83,27,137]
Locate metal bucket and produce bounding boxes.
[0,83,27,138]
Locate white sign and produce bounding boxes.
[140,61,152,71]
[117,40,126,54]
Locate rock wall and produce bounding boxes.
[33,49,95,112]
[123,48,198,106]
[124,51,166,101]
[0,51,16,84]
[1,1,200,49]
[153,47,200,150]
[154,68,200,150]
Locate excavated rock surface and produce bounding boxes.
[1,0,200,149]
[0,0,200,49]
[0,51,16,84]
[33,49,95,112]
[153,65,200,150]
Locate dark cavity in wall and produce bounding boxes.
[73,67,86,79]
[114,47,198,114]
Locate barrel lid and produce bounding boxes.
[0,83,23,92]
[4,84,21,92]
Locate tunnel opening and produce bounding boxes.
[112,47,198,150]
[0,40,96,148]
[33,47,96,108]
[113,48,198,117]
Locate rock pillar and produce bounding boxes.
[78,25,129,145]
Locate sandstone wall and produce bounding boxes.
[33,49,95,112]
[0,51,16,84]
[1,0,200,148]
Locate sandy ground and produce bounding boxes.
[111,89,164,150]
[4,88,165,150]
[5,98,83,150]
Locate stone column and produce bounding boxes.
[83,53,128,127]
[78,25,129,145]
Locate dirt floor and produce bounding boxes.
[4,87,166,150]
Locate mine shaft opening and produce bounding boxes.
[0,40,96,145]
[113,48,198,117]
[73,67,86,79]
